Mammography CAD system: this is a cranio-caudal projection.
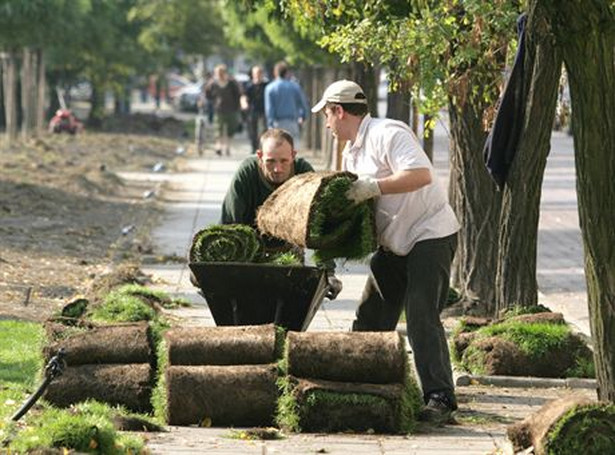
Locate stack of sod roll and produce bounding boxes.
[163,324,283,426]
[256,171,376,262]
[277,331,422,433]
[43,321,154,413]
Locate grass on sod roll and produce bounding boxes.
[308,176,376,263]
[152,339,169,423]
[190,224,262,263]
[115,283,191,309]
[546,402,615,455]
[458,321,595,378]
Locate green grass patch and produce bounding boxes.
[479,321,569,359]
[9,401,145,454]
[90,291,157,323]
[0,320,44,388]
[499,304,551,319]
[116,283,190,309]
[151,339,169,424]
[275,376,301,432]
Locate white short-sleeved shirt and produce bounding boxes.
[342,115,459,256]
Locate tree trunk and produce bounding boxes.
[422,114,434,162]
[1,51,19,145]
[411,102,419,134]
[543,0,615,402]
[449,96,502,314]
[350,62,378,118]
[35,49,46,135]
[385,91,411,123]
[88,79,106,128]
[495,2,563,314]
[21,47,37,140]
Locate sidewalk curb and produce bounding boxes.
[455,374,597,389]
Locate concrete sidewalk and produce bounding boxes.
[120,124,592,454]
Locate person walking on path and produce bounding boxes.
[312,80,460,423]
[220,128,342,300]
[241,65,269,154]
[264,61,309,145]
[205,64,241,156]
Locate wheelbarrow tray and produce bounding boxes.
[189,262,328,331]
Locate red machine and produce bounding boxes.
[48,108,83,135]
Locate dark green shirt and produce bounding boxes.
[220,156,314,227]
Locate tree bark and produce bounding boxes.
[422,114,434,161]
[88,79,106,128]
[542,0,615,401]
[350,62,378,117]
[495,2,563,314]
[20,47,36,140]
[35,49,46,135]
[1,51,19,145]
[449,96,502,314]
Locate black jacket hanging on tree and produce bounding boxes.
[483,13,528,189]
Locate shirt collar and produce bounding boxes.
[344,114,372,157]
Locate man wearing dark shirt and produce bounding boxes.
[220,128,342,299]
[242,65,268,154]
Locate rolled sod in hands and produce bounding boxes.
[257,171,376,262]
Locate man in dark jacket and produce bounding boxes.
[242,65,268,154]
[221,128,342,299]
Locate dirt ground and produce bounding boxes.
[0,114,188,321]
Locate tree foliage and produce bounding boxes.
[281,0,520,116]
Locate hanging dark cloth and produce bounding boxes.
[483,13,528,189]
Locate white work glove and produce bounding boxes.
[325,273,343,300]
[345,176,381,203]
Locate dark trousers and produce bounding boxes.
[352,234,457,403]
[248,112,266,154]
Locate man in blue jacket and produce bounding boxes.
[264,61,309,145]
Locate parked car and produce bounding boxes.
[173,80,204,112]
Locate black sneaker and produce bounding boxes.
[215,149,222,156]
[418,392,456,424]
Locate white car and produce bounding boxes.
[174,80,204,112]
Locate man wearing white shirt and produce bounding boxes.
[312,80,460,424]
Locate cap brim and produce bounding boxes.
[311,98,327,113]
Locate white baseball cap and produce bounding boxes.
[311,80,367,113]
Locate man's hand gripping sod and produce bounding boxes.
[345,177,381,203]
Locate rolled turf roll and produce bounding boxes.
[277,377,419,434]
[286,331,407,384]
[189,224,262,263]
[507,395,615,455]
[256,171,376,261]
[44,363,152,413]
[43,322,152,366]
[166,364,279,426]
[165,324,283,366]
